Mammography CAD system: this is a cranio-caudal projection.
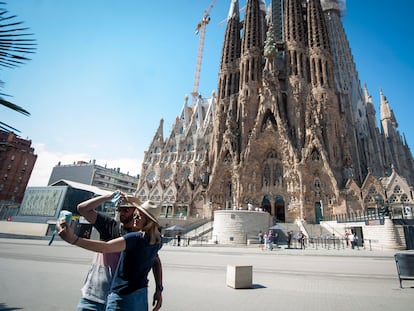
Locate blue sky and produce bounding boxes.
[2,0,414,187]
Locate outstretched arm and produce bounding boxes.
[58,219,125,253]
[77,191,123,224]
[152,255,163,311]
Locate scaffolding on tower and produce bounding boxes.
[191,0,216,106]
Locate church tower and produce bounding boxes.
[137,0,414,224]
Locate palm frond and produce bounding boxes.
[0,98,30,116]
[0,6,37,69]
[0,2,36,132]
[0,120,21,133]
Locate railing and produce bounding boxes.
[325,208,413,223]
[325,211,386,223]
[307,237,348,250]
[162,235,211,247]
[292,236,378,251]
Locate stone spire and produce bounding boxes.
[238,0,267,153]
[270,0,285,43]
[179,95,190,126]
[380,88,398,138]
[217,0,241,100]
[285,0,306,46]
[321,0,368,182]
[307,0,333,88]
[240,0,266,82]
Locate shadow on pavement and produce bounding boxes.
[0,302,23,310]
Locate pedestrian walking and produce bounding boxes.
[287,231,293,249]
[349,232,355,249]
[262,232,268,251]
[298,231,306,249]
[267,230,274,250]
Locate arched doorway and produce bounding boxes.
[261,196,272,214]
[275,195,285,222]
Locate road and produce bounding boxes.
[0,238,413,311]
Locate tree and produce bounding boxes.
[0,1,36,132]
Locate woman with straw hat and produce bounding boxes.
[58,197,163,311]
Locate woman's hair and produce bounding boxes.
[142,219,161,245]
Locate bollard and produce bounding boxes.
[226,265,252,289]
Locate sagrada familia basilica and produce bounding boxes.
[136,0,414,224]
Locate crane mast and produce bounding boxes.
[191,0,216,106]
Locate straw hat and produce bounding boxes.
[117,195,140,208]
[119,196,160,225]
[136,200,161,225]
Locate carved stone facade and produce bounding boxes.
[136,0,414,223]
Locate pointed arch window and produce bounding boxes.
[388,194,398,203]
[311,149,320,161]
[166,189,175,202]
[223,152,232,164]
[364,195,372,203]
[182,168,191,181]
[138,189,147,202]
[267,150,276,159]
[261,110,277,132]
[165,169,172,180]
[314,178,321,190]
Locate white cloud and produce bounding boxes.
[28,143,142,187]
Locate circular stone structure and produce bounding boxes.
[212,210,272,244]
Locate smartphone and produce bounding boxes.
[48,210,73,246]
[111,190,121,205]
[59,210,73,225]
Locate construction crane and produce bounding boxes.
[191,0,216,106]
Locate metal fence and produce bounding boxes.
[292,236,378,251]
[325,208,413,223]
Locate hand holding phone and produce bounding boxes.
[111,190,121,205]
[49,210,73,246]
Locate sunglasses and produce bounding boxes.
[116,206,134,212]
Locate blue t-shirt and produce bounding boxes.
[110,231,162,295]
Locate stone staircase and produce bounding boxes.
[159,217,213,246]
[363,218,406,250]
[183,221,214,242]
[303,223,333,238]
[319,218,408,250]
[263,223,301,246]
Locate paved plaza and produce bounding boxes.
[0,237,413,311]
